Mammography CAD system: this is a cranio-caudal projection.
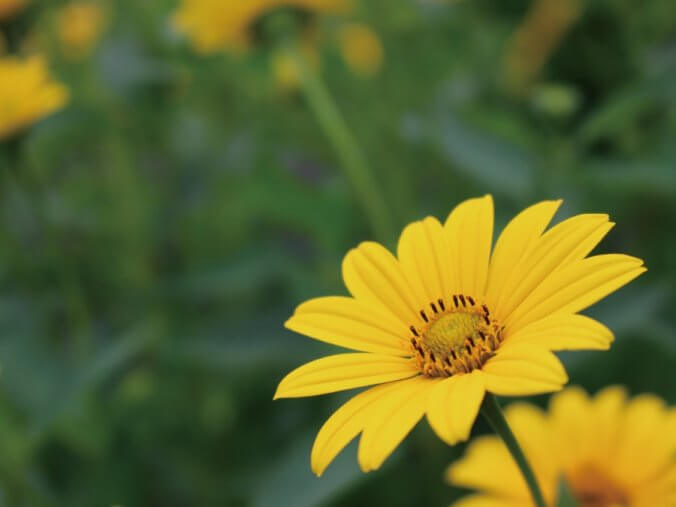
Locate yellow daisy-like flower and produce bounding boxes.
[274,196,646,475]
[0,0,27,21]
[57,2,106,60]
[172,0,348,54]
[338,23,383,77]
[448,386,676,507]
[0,55,69,140]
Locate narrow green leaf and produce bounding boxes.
[556,477,580,507]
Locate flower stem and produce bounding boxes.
[480,393,547,507]
[285,41,395,244]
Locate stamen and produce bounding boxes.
[409,297,503,378]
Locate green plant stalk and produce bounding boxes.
[285,42,395,244]
[481,393,548,507]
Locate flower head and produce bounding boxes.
[338,23,383,77]
[0,55,69,140]
[57,2,107,60]
[274,196,645,475]
[172,0,348,54]
[448,386,676,506]
[0,0,27,21]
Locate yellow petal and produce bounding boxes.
[480,344,567,396]
[451,495,525,507]
[274,353,419,399]
[357,376,436,472]
[587,385,626,463]
[397,216,454,308]
[504,404,557,493]
[285,296,409,356]
[426,371,484,445]
[615,394,672,486]
[493,213,612,322]
[485,200,561,308]
[505,254,646,330]
[342,241,420,326]
[504,313,614,351]
[633,466,676,507]
[549,386,594,466]
[447,436,527,499]
[310,381,403,476]
[559,220,615,266]
[444,195,494,297]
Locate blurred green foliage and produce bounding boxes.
[0,0,675,505]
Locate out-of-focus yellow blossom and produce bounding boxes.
[338,23,382,77]
[271,41,319,91]
[0,0,27,21]
[0,55,69,140]
[448,386,676,507]
[172,0,348,54]
[58,2,106,60]
[503,0,581,93]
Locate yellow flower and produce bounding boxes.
[448,386,676,507]
[173,0,348,54]
[274,196,645,475]
[0,0,27,21]
[338,23,383,77]
[0,55,69,140]
[57,2,106,60]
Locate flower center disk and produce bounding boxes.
[410,294,502,377]
[568,464,630,507]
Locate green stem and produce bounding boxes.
[481,393,548,507]
[285,41,395,244]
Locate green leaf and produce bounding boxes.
[250,435,363,507]
[578,71,676,144]
[556,477,580,507]
[434,114,535,199]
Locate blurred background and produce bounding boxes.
[0,0,675,505]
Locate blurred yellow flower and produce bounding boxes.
[338,23,383,77]
[275,196,645,476]
[172,0,348,54]
[0,55,69,140]
[58,2,106,60]
[448,386,676,507]
[0,0,27,21]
